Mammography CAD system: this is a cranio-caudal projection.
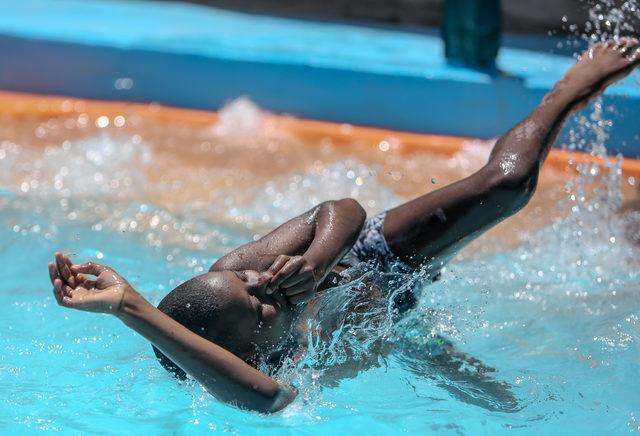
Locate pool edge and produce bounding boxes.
[2,90,639,179]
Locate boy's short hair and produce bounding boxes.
[153,275,223,379]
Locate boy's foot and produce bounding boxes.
[556,38,640,107]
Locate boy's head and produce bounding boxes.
[153,270,286,377]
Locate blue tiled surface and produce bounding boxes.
[0,0,638,155]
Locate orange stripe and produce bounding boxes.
[0,90,219,124]
[1,90,639,178]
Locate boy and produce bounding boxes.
[50,40,640,413]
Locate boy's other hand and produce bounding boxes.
[48,252,134,315]
[266,255,320,305]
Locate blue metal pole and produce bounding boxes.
[442,0,502,68]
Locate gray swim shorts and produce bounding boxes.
[338,212,420,313]
[339,212,413,274]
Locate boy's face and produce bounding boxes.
[201,271,292,360]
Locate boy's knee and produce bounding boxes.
[485,162,538,212]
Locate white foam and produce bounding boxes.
[209,97,267,138]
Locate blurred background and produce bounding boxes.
[1,1,640,434]
[169,0,586,32]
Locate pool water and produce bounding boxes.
[0,99,638,434]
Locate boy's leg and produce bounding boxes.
[384,39,640,270]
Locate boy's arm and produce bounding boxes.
[117,288,295,412]
[211,198,366,278]
[49,254,295,413]
[211,198,366,304]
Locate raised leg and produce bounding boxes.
[383,38,640,271]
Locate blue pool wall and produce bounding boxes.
[0,0,638,157]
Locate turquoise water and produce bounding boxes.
[1,104,639,435]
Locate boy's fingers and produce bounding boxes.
[53,278,64,304]
[61,284,74,298]
[615,38,628,50]
[63,256,78,287]
[266,256,290,294]
[280,269,312,288]
[71,262,107,277]
[623,37,639,51]
[281,277,314,296]
[63,254,74,270]
[52,281,61,304]
[55,253,77,288]
[267,255,289,275]
[48,262,58,284]
[61,295,77,308]
[270,258,304,288]
[55,253,73,281]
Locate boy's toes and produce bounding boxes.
[621,37,639,52]
[614,37,637,51]
[613,37,627,49]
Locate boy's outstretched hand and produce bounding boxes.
[48,252,133,315]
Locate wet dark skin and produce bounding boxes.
[49,40,640,413]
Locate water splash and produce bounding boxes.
[272,6,640,417]
[209,96,266,138]
[1,75,638,430]
[230,159,396,226]
[584,0,639,43]
[0,132,152,198]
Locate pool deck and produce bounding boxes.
[0,0,639,156]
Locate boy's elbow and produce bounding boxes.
[209,255,238,272]
[264,384,297,414]
[219,383,296,414]
[335,198,366,224]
